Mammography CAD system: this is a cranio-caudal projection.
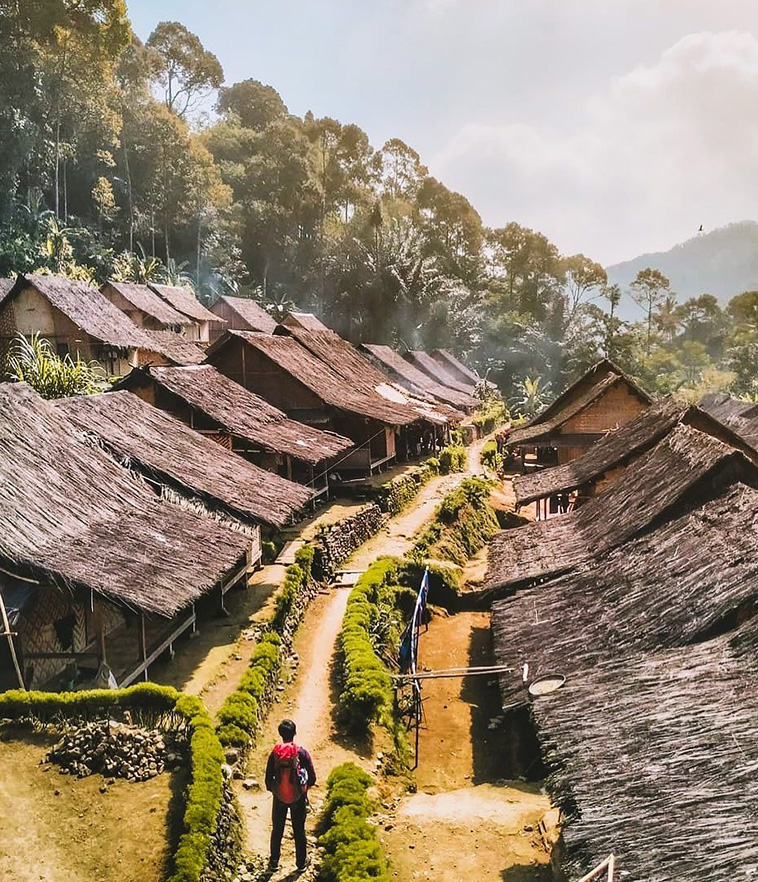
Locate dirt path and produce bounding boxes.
[378,612,555,881]
[0,731,185,882]
[233,439,494,874]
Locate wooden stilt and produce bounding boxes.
[0,591,25,691]
[139,613,148,682]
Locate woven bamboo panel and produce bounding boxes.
[563,384,645,434]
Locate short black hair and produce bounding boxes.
[278,719,296,741]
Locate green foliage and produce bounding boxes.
[437,445,466,474]
[216,546,315,746]
[316,763,390,882]
[480,439,501,471]
[472,396,507,434]
[5,333,105,397]
[511,376,552,418]
[374,462,437,515]
[412,478,499,566]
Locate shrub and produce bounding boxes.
[412,478,499,566]
[317,763,390,882]
[437,445,466,474]
[472,396,507,434]
[216,546,315,747]
[375,463,437,515]
[480,439,501,471]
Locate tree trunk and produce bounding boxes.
[122,118,134,252]
[196,210,202,289]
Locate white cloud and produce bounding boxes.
[431,30,758,264]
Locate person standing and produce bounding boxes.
[265,718,316,873]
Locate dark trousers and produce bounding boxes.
[270,795,307,867]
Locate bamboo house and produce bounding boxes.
[0,383,252,691]
[209,295,278,340]
[404,349,478,396]
[116,363,352,497]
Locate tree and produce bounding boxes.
[562,254,607,329]
[217,79,288,131]
[147,21,224,117]
[630,268,671,355]
[378,138,427,201]
[512,376,553,417]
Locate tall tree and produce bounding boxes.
[630,268,671,355]
[217,79,288,131]
[146,21,223,117]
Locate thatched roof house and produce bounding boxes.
[0,273,155,375]
[209,295,277,339]
[207,330,436,474]
[0,382,251,688]
[148,283,221,343]
[138,329,206,366]
[508,359,652,464]
[276,326,464,423]
[115,364,352,490]
[512,398,757,509]
[430,348,483,387]
[56,391,310,529]
[404,349,477,395]
[480,423,758,603]
[361,343,479,412]
[281,311,330,332]
[491,483,758,879]
[101,280,195,331]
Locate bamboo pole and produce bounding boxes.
[576,854,615,882]
[0,591,25,691]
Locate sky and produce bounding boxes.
[128,1,758,265]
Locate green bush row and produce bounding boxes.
[411,477,500,566]
[336,558,401,733]
[480,439,501,471]
[316,763,391,882]
[437,445,467,474]
[0,684,223,882]
[216,545,315,747]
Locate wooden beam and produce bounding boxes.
[0,592,25,690]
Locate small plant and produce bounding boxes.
[438,445,466,474]
[6,332,105,398]
[512,376,552,418]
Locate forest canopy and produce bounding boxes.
[0,1,756,402]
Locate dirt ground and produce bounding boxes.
[0,729,186,882]
[378,612,555,882]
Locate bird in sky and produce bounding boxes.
[698,224,704,233]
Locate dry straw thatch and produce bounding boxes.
[223,330,423,426]
[148,283,219,324]
[431,348,483,386]
[361,343,478,412]
[7,274,154,350]
[700,391,758,448]
[140,329,206,365]
[0,383,249,616]
[491,484,758,880]
[102,280,194,327]
[214,295,277,333]
[56,390,311,528]
[279,327,463,423]
[120,364,352,464]
[281,311,330,331]
[405,349,477,395]
[481,423,758,601]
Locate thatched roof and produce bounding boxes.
[431,349,482,386]
[361,343,478,412]
[213,295,277,333]
[405,349,477,395]
[699,392,758,448]
[148,283,219,324]
[481,423,758,601]
[509,359,653,446]
[277,327,461,424]
[491,484,758,879]
[118,364,352,465]
[102,281,194,327]
[56,391,311,528]
[0,383,250,617]
[213,331,423,426]
[281,312,329,331]
[140,330,206,365]
[6,274,153,350]
[0,277,14,305]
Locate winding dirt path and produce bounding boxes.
[234,439,490,873]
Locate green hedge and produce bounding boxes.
[375,461,437,515]
[216,545,315,747]
[411,477,500,566]
[480,439,501,471]
[472,397,507,434]
[336,558,402,733]
[0,684,223,882]
[316,763,391,882]
[438,445,466,475]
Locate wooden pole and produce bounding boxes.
[0,591,25,691]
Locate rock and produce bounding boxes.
[221,764,233,780]
[242,778,260,790]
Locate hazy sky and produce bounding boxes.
[129,1,758,265]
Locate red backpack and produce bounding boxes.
[272,742,305,804]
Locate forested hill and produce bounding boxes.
[607,221,758,304]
